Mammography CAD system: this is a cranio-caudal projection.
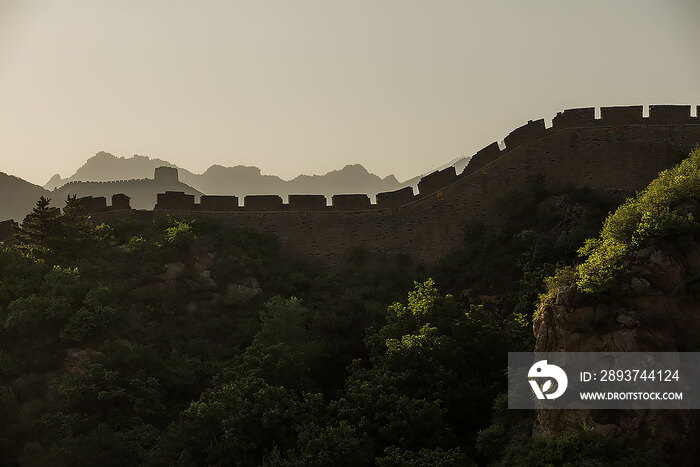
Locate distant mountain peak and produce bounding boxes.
[45,173,63,188]
[339,164,369,173]
[39,151,411,198]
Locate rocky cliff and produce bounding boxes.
[532,150,700,461]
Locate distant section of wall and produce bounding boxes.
[89,105,700,265]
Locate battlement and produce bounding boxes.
[111,193,131,210]
[201,195,238,211]
[59,178,152,190]
[462,142,501,175]
[418,167,457,196]
[289,195,327,211]
[332,194,371,210]
[376,187,415,208]
[503,119,547,149]
[85,104,700,265]
[552,108,596,129]
[156,191,195,211]
[76,193,132,214]
[76,196,107,214]
[83,104,699,215]
[600,105,644,124]
[648,105,694,124]
[244,195,284,211]
[57,105,700,217]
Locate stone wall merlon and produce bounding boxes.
[244,195,284,211]
[111,193,131,210]
[201,195,239,211]
[376,186,414,208]
[600,106,643,124]
[649,105,692,124]
[503,119,547,149]
[331,194,371,210]
[462,142,501,175]
[77,195,108,214]
[288,195,327,211]
[156,191,195,210]
[552,108,596,129]
[418,167,457,195]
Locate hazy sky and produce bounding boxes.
[1,0,699,185]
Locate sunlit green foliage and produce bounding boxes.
[558,149,699,294]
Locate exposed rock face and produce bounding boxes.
[533,239,700,457]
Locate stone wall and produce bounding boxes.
[91,105,700,265]
[76,194,132,214]
[0,220,16,243]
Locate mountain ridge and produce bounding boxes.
[4,151,459,222]
[44,152,412,194]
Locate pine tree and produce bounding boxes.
[13,196,61,261]
[60,195,96,262]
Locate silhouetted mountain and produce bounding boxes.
[191,165,286,195]
[8,151,470,222]
[0,172,50,221]
[288,164,400,196]
[44,152,186,190]
[45,153,406,199]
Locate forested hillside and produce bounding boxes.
[2,149,698,465]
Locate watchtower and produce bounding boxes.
[154,166,179,184]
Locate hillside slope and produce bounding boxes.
[0,172,49,221]
[533,148,700,461]
[44,152,185,190]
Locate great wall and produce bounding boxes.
[61,105,700,264]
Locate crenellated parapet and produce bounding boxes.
[86,104,700,265]
[200,195,238,211]
[376,186,414,208]
[76,193,131,214]
[85,105,700,215]
[156,191,195,211]
[417,167,457,197]
[289,195,326,211]
[60,178,151,189]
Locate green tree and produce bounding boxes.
[59,195,98,263]
[13,196,61,262]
